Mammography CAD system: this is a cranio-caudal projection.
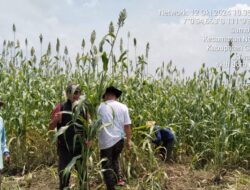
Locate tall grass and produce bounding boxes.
[0,9,249,189]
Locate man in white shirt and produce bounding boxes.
[98,86,132,190]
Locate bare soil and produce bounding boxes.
[1,163,250,190]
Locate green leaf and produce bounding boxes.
[63,155,82,179]
[101,52,108,71]
[230,53,235,59]
[53,125,70,143]
[118,51,127,63]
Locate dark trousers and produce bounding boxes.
[160,140,174,161]
[100,139,124,190]
[58,145,82,190]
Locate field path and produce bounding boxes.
[2,163,250,189]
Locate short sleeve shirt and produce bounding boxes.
[97,100,131,149]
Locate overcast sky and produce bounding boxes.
[0,0,250,75]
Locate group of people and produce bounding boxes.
[0,83,174,190]
[49,84,132,190]
[49,83,175,190]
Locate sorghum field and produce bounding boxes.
[0,10,249,189]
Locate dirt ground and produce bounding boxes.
[1,163,250,190]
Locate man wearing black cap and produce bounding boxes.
[49,84,89,190]
[0,101,10,183]
[98,86,132,190]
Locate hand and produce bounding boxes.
[54,112,62,123]
[85,140,92,148]
[4,154,10,165]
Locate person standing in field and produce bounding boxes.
[49,84,89,190]
[0,101,10,188]
[97,86,132,190]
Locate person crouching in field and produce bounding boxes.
[0,101,10,188]
[49,84,90,190]
[152,125,175,162]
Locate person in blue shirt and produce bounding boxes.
[152,125,174,161]
[0,101,10,171]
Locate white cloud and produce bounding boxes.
[65,0,73,5]
[82,0,99,8]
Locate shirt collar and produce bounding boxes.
[105,100,116,103]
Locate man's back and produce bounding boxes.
[98,100,131,149]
